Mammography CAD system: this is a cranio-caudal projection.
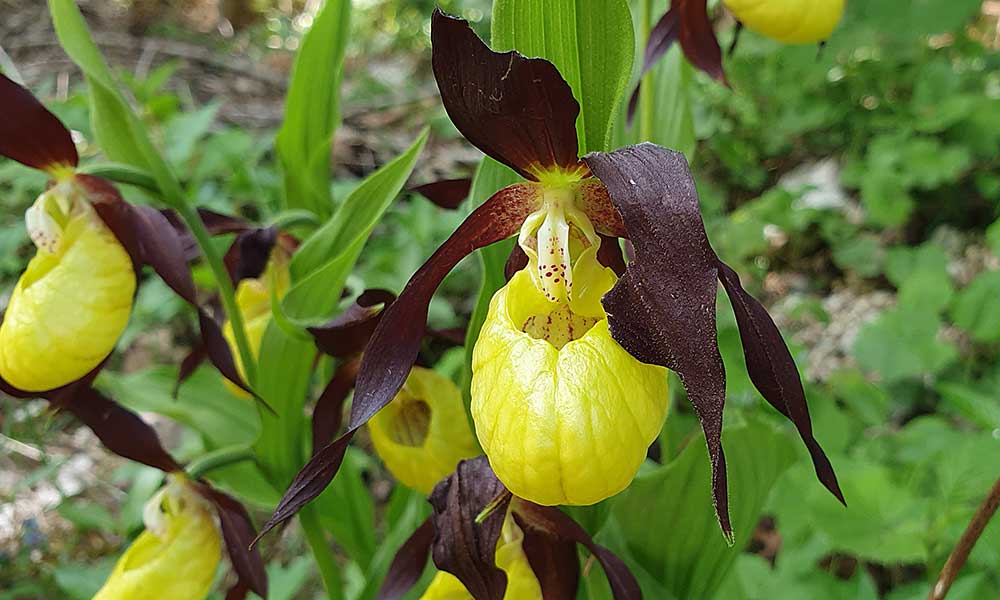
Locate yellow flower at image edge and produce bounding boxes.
[421,514,542,600]
[723,0,845,44]
[95,475,221,600]
[369,367,480,494]
[0,183,135,391]
[472,268,669,507]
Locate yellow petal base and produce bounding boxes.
[421,514,542,600]
[723,0,845,44]
[94,476,221,600]
[472,269,668,506]
[369,366,480,494]
[0,211,134,391]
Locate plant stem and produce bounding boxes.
[299,505,344,600]
[175,202,259,387]
[186,445,255,480]
[638,0,655,143]
[928,475,1000,600]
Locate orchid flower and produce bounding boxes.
[259,9,842,548]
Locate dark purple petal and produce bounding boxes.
[311,358,359,455]
[429,457,511,600]
[199,485,268,599]
[375,518,435,600]
[586,142,841,540]
[63,386,182,473]
[515,502,640,600]
[677,0,728,84]
[308,289,395,358]
[515,514,581,600]
[0,73,78,171]
[258,183,538,542]
[173,343,207,397]
[597,234,626,276]
[224,581,250,600]
[254,432,355,544]
[223,227,279,284]
[504,245,528,281]
[717,263,844,504]
[626,7,681,125]
[586,143,731,540]
[413,178,473,210]
[431,10,583,180]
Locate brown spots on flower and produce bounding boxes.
[574,178,626,237]
[387,398,432,447]
[522,304,600,349]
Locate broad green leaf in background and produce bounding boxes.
[610,418,796,599]
[285,128,430,324]
[950,270,1000,343]
[852,304,957,382]
[275,0,352,218]
[491,0,634,154]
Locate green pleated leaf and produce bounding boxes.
[611,418,796,599]
[491,0,634,154]
[47,0,186,206]
[275,0,352,218]
[284,127,429,324]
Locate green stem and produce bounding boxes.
[186,445,255,480]
[299,505,344,600]
[175,202,259,386]
[79,162,160,194]
[639,0,655,143]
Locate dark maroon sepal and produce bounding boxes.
[196,484,268,599]
[517,518,580,599]
[412,178,473,210]
[308,289,396,358]
[257,184,539,543]
[597,234,627,276]
[0,73,78,172]
[585,143,841,540]
[431,10,583,181]
[626,7,681,125]
[61,385,183,473]
[504,245,529,281]
[429,457,512,600]
[310,358,359,455]
[375,518,435,600]
[677,0,728,84]
[223,227,279,284]
[514,502,641,600]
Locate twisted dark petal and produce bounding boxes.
[63,385,183,473]
[504,245,529,281]
[0,73,78,171]
[717,263,844,504]
[257,184,539,542]
[586,143,731,540]
[586,143,840,540]
[308,289,395,358]
[597,234,627,276]
[515,502,641,600]
[677,0,728,84]
[310,358,358,455]
[223,227,279,284]
[375,518,435,600]
[198,485,268,599]
[430,457,511,600]
[515,515,581,600]
[626,7,681,125]
[431,10,582,180]
[413,178,473,210]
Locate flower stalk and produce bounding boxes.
[299,504,345,600]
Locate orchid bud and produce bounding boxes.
[94,474,221,600]
[723,0,844,44]
[421,512,542,600]
[222,245,291,396]
[472,261,669,506]
[0,180,135,391]
[369,367,480,494]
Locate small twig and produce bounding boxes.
[928,475,1000,600]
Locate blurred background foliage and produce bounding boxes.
[1,0,999,598]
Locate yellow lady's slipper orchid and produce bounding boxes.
[94,474,221,600]
[369,366,480,494]
[222,246,291,396]
[472,248,669,506]
[421,512,542,600]
[0,181,135,391]
[723,0,845,44]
